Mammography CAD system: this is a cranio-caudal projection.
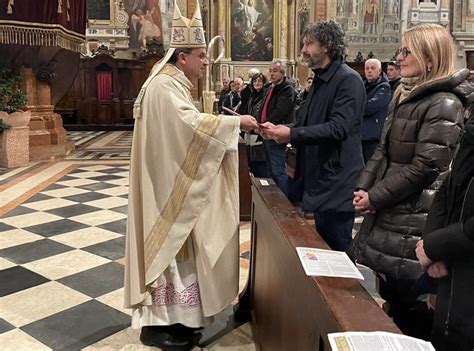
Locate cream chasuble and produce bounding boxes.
[124,63,241,327]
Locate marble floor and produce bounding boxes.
[0,131,256,350]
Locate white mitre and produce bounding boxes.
[133,0,207,119]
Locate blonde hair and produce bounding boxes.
[395,23,455,99]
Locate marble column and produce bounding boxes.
[23,68,73,161]
[279,0,289,59]
[327,0,337,20]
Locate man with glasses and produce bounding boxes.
[125,2,258,349]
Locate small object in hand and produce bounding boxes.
[221,106,241,116]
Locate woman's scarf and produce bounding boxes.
[398,77,420,103]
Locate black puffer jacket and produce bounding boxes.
[423,115,474,350]
[350,69,473,280]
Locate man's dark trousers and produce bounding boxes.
[362,140,379,163]
[264,139,288,196]
[313,211,354,251]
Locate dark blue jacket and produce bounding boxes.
[289,60,366,212]
[362,72,391,141]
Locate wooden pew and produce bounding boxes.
[238,138,252,221]
[237,179,400,350]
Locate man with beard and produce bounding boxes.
[260,20,365,251]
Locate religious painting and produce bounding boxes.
[363,0,380,34]
[231,0,274,61]
[125,0,170,49]
[201,0,210,42]
[298,3,309,50]
[88,0,111,21]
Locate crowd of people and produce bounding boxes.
[215,21,474,351]
[126,2,474,348]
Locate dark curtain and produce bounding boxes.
[0,0,86,53]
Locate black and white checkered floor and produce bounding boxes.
[0,132,255,350]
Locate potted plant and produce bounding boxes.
[0,57,30,127]
[0,57,30,168]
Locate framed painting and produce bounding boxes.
[298,2,309,50]
[88,0,112,24]
[124,0,170,49]
[230,0,274,61]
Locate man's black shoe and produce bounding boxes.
[140,325,194,350]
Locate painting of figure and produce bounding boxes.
[231,0,273,61]
[364,0,380,34]
[125,0,167,49]
[299,3,309,49]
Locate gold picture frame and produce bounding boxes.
[225,0,280,62]
[87,0,114,25]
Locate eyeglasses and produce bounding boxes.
[398,47,412,58]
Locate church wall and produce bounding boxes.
[62,0,472,125]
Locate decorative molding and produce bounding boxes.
[91,44,115,57]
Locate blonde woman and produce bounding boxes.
[350,23,473,338]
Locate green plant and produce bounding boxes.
[0,57,27,114]
[0,118,11,132]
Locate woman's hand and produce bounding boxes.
[426,261,449,279]
[415,240,433,270]
[353,190,376,213]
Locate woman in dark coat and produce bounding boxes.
[349,23,473,337]
[416,114,474,350]
[242,73,268,177]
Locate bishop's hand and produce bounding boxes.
[239,115,259,132]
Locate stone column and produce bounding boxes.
[279,0,289,59]
[23,68,73,161]
[215,0,230,90]
[0,127,29,168]
[327,0,337,20]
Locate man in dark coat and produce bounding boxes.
[257,60,295,195]
[217,77,230,113]
[260,20,365,251]
[222,76,243,114]
[416,115,474,351]
[362,58,391,163]
[387,61,401,98]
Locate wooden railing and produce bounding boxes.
[236,178,400,351]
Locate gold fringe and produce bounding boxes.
[0,24,85,54]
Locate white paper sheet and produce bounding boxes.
[328,331,435,351]
[296,247,364,280]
